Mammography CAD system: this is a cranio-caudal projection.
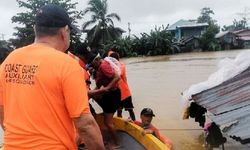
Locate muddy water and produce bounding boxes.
[120,50,246,150]
[0,49,247,149]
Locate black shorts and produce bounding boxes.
[96,88,121,114]
[120,96,134,110]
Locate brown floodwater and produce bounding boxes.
[0,49,247,149]
[119,50,246,150]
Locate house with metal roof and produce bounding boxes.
[234,29,250,49]
[167,19,208,42]
[183,50,250,146]
[191,66,250,145]
[215,31,239,50]
[215,29,250,49]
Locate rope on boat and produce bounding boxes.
[118,128,203,131]
[158,128,203,131]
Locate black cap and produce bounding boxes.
[35,4,80,33]
[141,108,155,117]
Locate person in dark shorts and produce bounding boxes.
[96,87,121,114]
[88,53,121,148]
[119,96,135,118]
[109,51,136,121]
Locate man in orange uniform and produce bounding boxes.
[0,4,104,150]
[109,51,136,121]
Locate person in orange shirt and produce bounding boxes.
[0,4,104,150]
[109,51,136,121]
[132,108,173,149]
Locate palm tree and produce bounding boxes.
[82,0,122,48]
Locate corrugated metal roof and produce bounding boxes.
[239,36,250,41]
[192,67,250,144]
[233,29,250,34]
[167,19,208,31]
[215,31,230,38]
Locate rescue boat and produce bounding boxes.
[0,115,172,150]
[95,114,172,150]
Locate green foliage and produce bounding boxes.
[197,7,220,51]
[131,26,173,56]
[222,8,249,31]
[102,25,174,57]
[10,0,83,49]
[103,36,133,57]
[147,26,172,55]
[233,18,248,29]
[197,7,215,24]
[82,0,121,48]
[0,39,12,50]
[200,23,220,51]
[222,18,248,31]
[0,40,12,63]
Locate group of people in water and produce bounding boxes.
[0,4,172,150]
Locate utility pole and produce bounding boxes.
[128,22,131,39]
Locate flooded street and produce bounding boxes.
[0,49,248,149]
[122,50,246,150]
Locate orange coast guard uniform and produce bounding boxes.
[119,62,131,101]
[67,51,92,145]
[0,43,90,150]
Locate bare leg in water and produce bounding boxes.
[104,113,120,147]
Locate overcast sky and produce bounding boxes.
[0,0,250,40]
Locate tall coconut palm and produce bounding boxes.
[82,0,122,48]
